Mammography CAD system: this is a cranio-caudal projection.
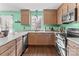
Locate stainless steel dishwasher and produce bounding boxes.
[22,34,28,53]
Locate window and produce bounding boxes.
[31,10,42,30]
[0,15,13,33]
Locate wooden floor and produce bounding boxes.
[22,45,59,56]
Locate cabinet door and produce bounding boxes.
[16,37,22,56]
[0,40,15,55]
[28,33,55,45]
[44,9,57,24]
[9,46,16,56]
[0,46,15,56]
[68,3,76,11]
[0,49,10,56]
[77,48,79,55]
[28,33,37,45]
[50,33,56,45]
[77,3,79,22]
[62,4,68,15]
[21,9,30,24]
[67,46,77,56]
[0,40,16,56]
[67,40,78,56]
[57,5,63,24]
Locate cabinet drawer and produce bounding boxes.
[0,40,15,54]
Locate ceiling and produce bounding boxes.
[0,3,62,11]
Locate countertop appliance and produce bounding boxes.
[62,8,77,23]
[22,34,28,54]
[67,28,79,37]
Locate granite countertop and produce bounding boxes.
[0,32,28,46]
[67,37,79,45]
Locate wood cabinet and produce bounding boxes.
[0,36,24,56]
[62,4,68,15]
[77,3,79,22]
[57,3,77,24]
[16,36,22,56]
[67,39,79,56]
[0,46,15,56]
[44,9,57,24]
[0,40,16,56]
[21,9,30,24]
[67,3,76,11]
[28,33,56,45]
[57,5,63,24]
[57,4,68,24]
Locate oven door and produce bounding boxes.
[57,44,66,56]
[56,33,66,56]
[56,38,65,48]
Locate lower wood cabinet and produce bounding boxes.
[0,46,15,56]
[16,36,22,56]
[9,46,16,56]
[67,39,79,56]
[28,33,56,45]
[0,40,16,56]
[0,36,23,56]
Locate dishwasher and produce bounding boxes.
[22,34,28,54]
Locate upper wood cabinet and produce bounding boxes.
[57,5,63,24]
[44,9,57,24]
[57,3,77,24]
[67,3,76,11]
[77,3,79,22]
[62,4,68,15]
[21,9,30,24]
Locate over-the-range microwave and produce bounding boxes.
[62,8,77,23]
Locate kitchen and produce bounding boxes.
[0,3,79,56]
